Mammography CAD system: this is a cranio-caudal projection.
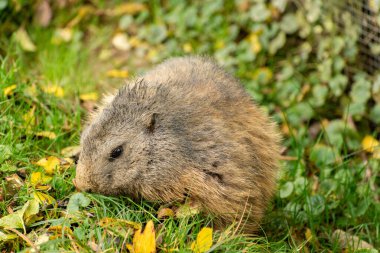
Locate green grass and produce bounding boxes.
[1,1,380,252]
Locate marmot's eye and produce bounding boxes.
[109,146,123,161]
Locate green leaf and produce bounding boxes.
[0,144,12,163]
[0,0,7,10]
[304,195,325,216]
[294,177,308,195]
[272,0,287,13]
[269,31,286,55]
[310,144,337,167]
[0,213,24,230]
[350,73,371,104]
[310,84,328,107]
[280,14,299,34]
[370,104,380,124]
[0,231,18,242]
[0,200,39,231]
[13,28,37,52]
[249,3,270,22]
[67,192,91,214]
[279,182,294,198]
[329,75,348,97]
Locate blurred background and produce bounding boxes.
[0,0,379,251]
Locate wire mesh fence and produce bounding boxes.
[332,0,380,74]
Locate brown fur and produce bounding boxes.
[74,56,281,233]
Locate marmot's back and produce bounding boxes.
[75,56,281,233]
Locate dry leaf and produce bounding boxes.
[5,174,24,189]
[14,28,36,52]
[80,92,99,101]
[190,227,213,253]
[35,131,57,139]
[112,3,146,16]
[175,202,201,218]
[157,208,174,219]
[3,174,24,199]
[88,241,100,252]
[24,83,38,98]
[41,84,64,97]
[3,84,17,96]
[61,145,81,158]
[51,28,73,44]
[35,0,52,27]
[34,233,49,246]
[112,33,131,51]
[106,69,129,78]
[332,229,374,250]
[67,5,95,27]
[132,220,156,253]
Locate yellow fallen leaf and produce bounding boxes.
[30,172,52,186]
[112,3,147,16]
[35,131,57,139]
[23,106,36,126]
[305,228,313,242]
[33,191,56,205]
[190,227,213,253]
[24,83,38,98]
[112,33,131,51]
[175,202,201,218]
[14,28,37,52]
[61,145,81,158]
[67,5,95,28]
[157,207,174,219]
[248,33,261,54]
[51,28,73,44]
[48,225,74,236]
[106,69,129,78]
[183,43,192,53]
[368,0,379,13]
[34,156,60,175]
[3,84,17,96]
[214,40,225,50]
[252,67,273,84]
[362,135,379,152]
[132,220,156,253]
[80,92,98,101]
[60,157,74,169]
[129,36,144,47]
[147,48,158,61]
[41,84,64,97]
[362,135,380,159]
[98,217,141,230]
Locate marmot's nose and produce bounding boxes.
[73,178,92,193]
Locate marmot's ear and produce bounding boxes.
[146,113,158,133]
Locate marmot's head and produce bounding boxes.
[74,83,191,202]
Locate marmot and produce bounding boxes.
[74,56,281,232]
